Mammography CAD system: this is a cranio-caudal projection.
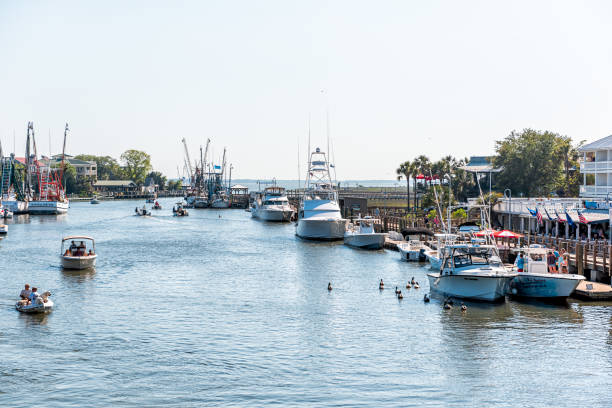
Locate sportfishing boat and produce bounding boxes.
[344,216,386,249]
[15,291,53,313]
[423,233,458,269]
[251,186,294,222]
[427,244,517,302]
[509,246,585,299]
[61,236,97,270]
[173,202,189,216]
[0,223,7,235]
[398,240,427,261]
[135,206,151,216]
[296,147,345,240]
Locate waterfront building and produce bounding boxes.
[93,180,138,194]
[38,154,97,180]
[579,135,612,198]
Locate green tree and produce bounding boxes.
[146,171,167,190]
[396,160,412,210]
[493,129,570,197]
[167,179,183,191]
[120,150,152,185]
[53,162,77,194]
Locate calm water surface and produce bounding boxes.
[1,200,611,407]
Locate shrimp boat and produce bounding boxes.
[15,291,53,313]
[1,153,29,214]
[296,148,345,240]
[251,186,294,222]
[509,246,585,299]
[398,240,427,261]
[28,123,69,215]
[61,236,97,269]
[427,244,517,301]
[344,216,386,249]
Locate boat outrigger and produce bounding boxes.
[61,236,97,270]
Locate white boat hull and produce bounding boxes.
[61,255,97,270]
[253,208,294,222]
[296,218,345,240]
[344,233,386,249]
[427,273,515,302]
[28,200,69,215]
[424,250,442,269]
[510,273,585,299]
[398,244,425,261]
[0,224,7,235]
[15,299,54,313]
[2,200,28,214]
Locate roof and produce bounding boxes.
[579,135,612,152]
[461,156,502,173]
[231,184,249,189]
[62,236,94,241]
[93,180,136,187]
[42,157,95,166]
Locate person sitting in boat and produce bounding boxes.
[20,284,31,301]
[88,249,94,256]
[28,287,40,304]
[69,240,77,255]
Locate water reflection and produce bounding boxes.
[61,267,96,283]
[17,310,51,327]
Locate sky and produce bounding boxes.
[1,0,612,180]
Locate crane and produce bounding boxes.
[181,138,194,180]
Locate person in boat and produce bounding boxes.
[516,252,525,272]
[69,240,77,255]
[28,287,40,304]
[559,249,568,273]
[88,249,94,256]
[547,251,557,273]
[20,284,31,300]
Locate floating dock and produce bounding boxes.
[572,281,612,301]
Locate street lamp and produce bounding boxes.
[504,188,512,230]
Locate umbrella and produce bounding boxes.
[474,229,495,237]
[416,174,425,180]
[493,230,523,238]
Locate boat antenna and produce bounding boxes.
[306,115,311,192]
[60,123,68,189]
[297,132,301,196]
[430,169,447,233]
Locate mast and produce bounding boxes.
[181,138,194,187]
[60,123,68,189]
[25,122,32,198]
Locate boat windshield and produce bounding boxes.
[451,247,499,268]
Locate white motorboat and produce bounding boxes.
[251,186,294,222]
[16,291,54,313]
[296,148,346,240]
[90,197,100,204]
[398,240,427,261]
[173,202,189,216]
[427,244,517,302]
[210,191,231,208]
[509,246,585,299]
[0,206,13,218]
[29,199,69,214]
[0,223,7,235]
[135,206,151,216]
[61,236,97,269]
[423,233,458,269]
[344,216,386,249]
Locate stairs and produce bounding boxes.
[0,158,12,197]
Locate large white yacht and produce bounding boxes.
[252,186,294,222]
[509,246,585,299]
[427,244,517,302]
[295,148,345,240]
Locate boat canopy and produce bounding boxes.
[303,200,341,212]
[62,236,95,242]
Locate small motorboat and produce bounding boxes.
[152,200,162,210]
[135,206,151,216]
[0,207,13,218]
[344,217,386,249]
[398,240,427,261]
[15,291,54,313]
[90,197,100,204]
[173,202,189,216]
[0,224,7,235]
[61,236,97,270]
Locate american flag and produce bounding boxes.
[577,210,587,224]
[536,208,543,226]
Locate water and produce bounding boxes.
[1,200,611,407]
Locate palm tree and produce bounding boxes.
[410,161,420,210]
[414,155,431,189]
[396,160,412,210]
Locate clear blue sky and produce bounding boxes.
[1,0,611,180]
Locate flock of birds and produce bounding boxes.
[327,278,467,311]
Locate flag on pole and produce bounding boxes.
[554,209,563,222]
[527,207,537,217]
[565,210,575,227]
[536,208,543,226]
[544,208,554,221]
[577,209,588,224]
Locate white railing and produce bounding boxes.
[580,161,612,172]
[494,197,582,215]
[579,185,612,197]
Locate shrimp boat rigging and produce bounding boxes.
[28,122,69,215]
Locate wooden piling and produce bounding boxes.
[576,244,584,276]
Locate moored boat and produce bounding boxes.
[344,216,386,249]
[251,186,294,222]
[509,246,585,299]
[61,236,97,270]
[427,244,517,302]
[0,223,7,235]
